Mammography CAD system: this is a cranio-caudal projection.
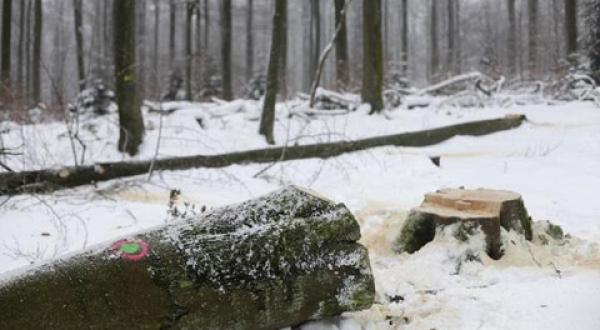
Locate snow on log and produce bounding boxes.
[0,186,375,329]
[0,115,527,196]
[393,188,533,259]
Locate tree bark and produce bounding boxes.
[169,0,176,67]
[246,0,254,81]
[565,0,578,56]
[32,0,42,103]
[430,0,439,81]
[362,0,384,114]
[507,0,517,76]
[1,0,13,91]
[0,115,526,195]
[588,0,600,83]
[528,0,538,78]
[334,0,350,89]
[259,0,287,145]
[0,186,375,330]
[309,0,321,90]
[447,0,456,76]
[401,0,409,77]
[16,0,25,95]
[137,0,147,101]
[72,0,85,91]
[279,0,288,99]
[114,0,144,156]
[221,0,232,100]
[153,0,160,100]
[185,1,193,100]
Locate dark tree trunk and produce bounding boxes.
[25,0,32,99]
[32,0,42,103]
[114,0,144,156]
[185,1,193,100]
[507,0,517,76]
[334,0,349,89]
[430,0,439,81]
[169,0,176,66]
[73,0,85,91]
[279,0,288,98]
[153,0,160,100]
[204,0,210,50]
[362,0,384,114]
[0,115,527,195]
[447,0,456,75]
[309,0,321,89]
[565,0,578,56]
[587,0,600,82]
[246,0,254,81]
[259,0,287,145]
[401,0,409,77]
[137,0,147,100]
[1,0,13,91]
[17,0,26,95]
[528,0,538,78]
[221,0,232,100]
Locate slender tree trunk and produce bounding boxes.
[507,0,517,76]
[447,0,455,76]
[185,1,193,100]
[32,0,42,103]
[401,0,409,77]
[169,0,176,66]
[565,0,578,56]
[361,0,384,114]
[259,0,287,145]
[114,0,144,156]
[334,0,349,89]
[455,0,462,73]
[72,0,85,91]
[279,0,288,98]
[204,0,210,51]
[17,0,26,95]
[1,0,13,91]
[528,0,538,78]
[153,0,160,100]
[588,0,600,82]
[221,0,232,100]
[246,0,254,81]
[430,0,439,81]
[25,0,32,99]
[309,0,321,88]
[137,0,147,100]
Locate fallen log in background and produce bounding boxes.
[0,186,375,329]
[0,114,526,195]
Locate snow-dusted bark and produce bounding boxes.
[0,186,374,329]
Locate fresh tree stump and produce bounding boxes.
[393,188,533,259]
[0,186,375,329]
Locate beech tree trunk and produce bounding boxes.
[114,0,144,156]
[1,0,13,91]
[401,0,409,77]
[246,0,254,81]
[72,0,85,91]
[565,0,578,56]
[32,0,42,103]
[334,0,349,89]
[185,1,193,100]
[0,186,375,330]
[507,0,517,76]
[0,115,526,195]
[429,0,439,81]
[259,0,287,145]
[528,0,538,78]
[588,0,600,83]
[221,0,232,100]
[361,0,384,114]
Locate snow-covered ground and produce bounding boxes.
[1,98,600,329]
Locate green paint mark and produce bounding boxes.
[120,242,141,254]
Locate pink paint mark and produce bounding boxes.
[111,238,150,262]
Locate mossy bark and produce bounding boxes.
[0,186,374,329]
[114,0,144,156]
[361,0,384,114]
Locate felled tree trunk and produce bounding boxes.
[0,115,527,196]
[394,188,533,259]
[0,186,375,329]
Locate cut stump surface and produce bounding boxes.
[394,188,533,259]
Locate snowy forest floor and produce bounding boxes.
[1,98,600,329]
